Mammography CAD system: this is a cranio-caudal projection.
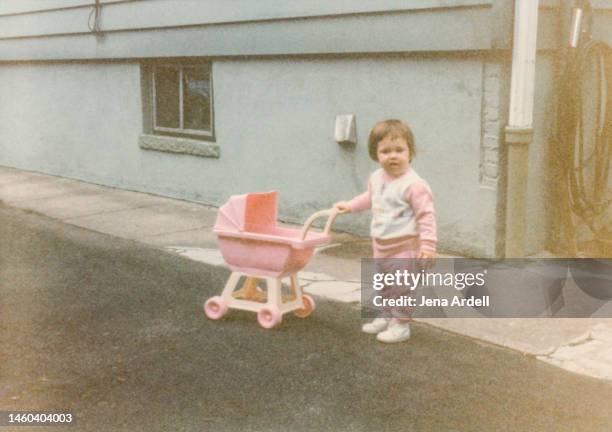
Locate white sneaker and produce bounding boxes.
[376,321,411,343]
[362,318,390,334]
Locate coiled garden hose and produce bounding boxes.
[556,37,611,236]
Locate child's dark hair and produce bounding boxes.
[367,119,416,162]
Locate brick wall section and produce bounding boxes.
[480,61,501,188]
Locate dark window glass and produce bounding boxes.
[183,67,211,131]
[154,67,180,129]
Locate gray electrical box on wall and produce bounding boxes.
[334,114,357,145]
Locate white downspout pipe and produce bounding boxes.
[508,0,540,129]
[504,0,539,257]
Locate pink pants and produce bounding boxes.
[372,236,420,259]
[373,236,420,320]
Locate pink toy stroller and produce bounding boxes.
[204,191,339,329]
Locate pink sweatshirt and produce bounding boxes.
[347,169,437,254]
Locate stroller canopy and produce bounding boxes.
[214,191,278,233]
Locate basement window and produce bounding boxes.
[140,60,218,157]
[152,62,213,138]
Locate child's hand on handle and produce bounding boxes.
[333,201,351,214]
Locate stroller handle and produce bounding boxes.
[300,208,340,241]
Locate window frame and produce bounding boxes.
[148,60,215,141]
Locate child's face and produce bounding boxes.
[376,135,410,177]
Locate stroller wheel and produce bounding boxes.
[204,296,228,320]
[257,306,282,329]
[294,295,316,318]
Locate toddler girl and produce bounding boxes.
[334,119,437,343]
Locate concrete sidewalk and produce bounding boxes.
[1,166,611,381]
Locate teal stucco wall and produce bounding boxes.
[0,55,500,256]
